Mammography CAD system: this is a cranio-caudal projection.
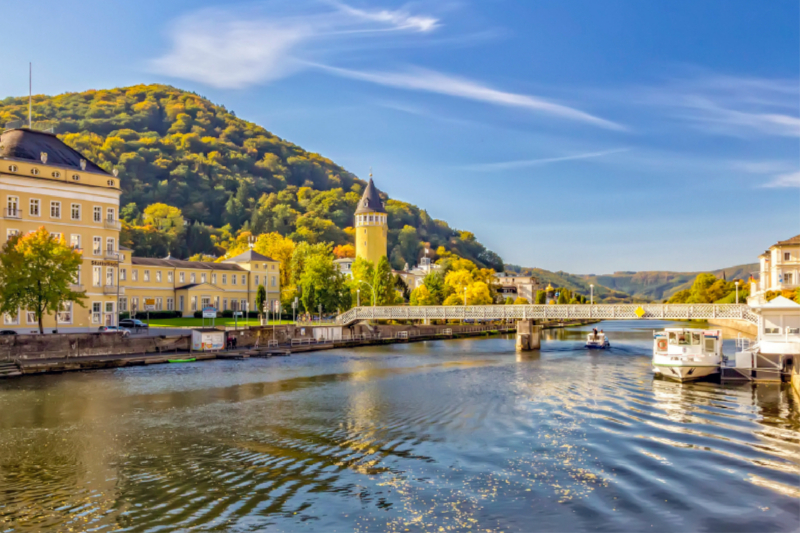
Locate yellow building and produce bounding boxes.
[0,127,123,331]
[0,127,282,331]
[354,176,388,265]
[119,250,280,318]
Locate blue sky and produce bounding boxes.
[2,0,799,273]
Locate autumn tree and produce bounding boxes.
[0,229,87,334]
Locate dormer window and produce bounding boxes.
[8,165,17,172]
[52,171,61,178]
[107,179,115,186]
[72,174,80,181]
[31,168,39,176]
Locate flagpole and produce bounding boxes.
[29,62,32,127]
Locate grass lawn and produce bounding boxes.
[146,317,293,328]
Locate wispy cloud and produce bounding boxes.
[152,2,622,130]
[316,65,625,130]
[640,73,800,138]
[151,2,440,89]
[462,148,630,171]
[762,171,800,188]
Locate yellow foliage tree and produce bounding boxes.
[514,297,530,304]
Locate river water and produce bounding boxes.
[0,320,798,532]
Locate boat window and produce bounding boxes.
[678,333,689,345]
[668,332,678,345]
[691,333,701,345]
[704,338,715,351]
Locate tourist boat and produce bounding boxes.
[585,331,610,349]
[652,328,722,381]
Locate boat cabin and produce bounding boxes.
[654,328,722,357]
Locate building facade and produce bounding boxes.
[0,128,123,330]
[354,177,388,265]
[0,128,281,332]
[756,234,800,297]
[494,273,540,302]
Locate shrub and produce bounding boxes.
[134,310,182,319]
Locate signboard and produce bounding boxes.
[273,300,281,313]
[191,330,224,351]
[233,311,243,317]
[202,307,217,319]
[143,298,156,311]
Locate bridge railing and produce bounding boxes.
[336,304,758,325]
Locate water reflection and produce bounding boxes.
[0,320,797,532]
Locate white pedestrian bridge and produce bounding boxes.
[336,304,759,326]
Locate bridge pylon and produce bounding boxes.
[516,320,541,351]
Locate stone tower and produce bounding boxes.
[354,175,388,265]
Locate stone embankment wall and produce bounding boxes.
[707,319,758,336]
[0,333,189,361]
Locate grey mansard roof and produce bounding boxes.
[0,128,108,174]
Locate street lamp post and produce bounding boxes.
[359,280,376,308]
[357,288,360,307]
[590,284,594,305]
[735,281,740,304]
[463,286,467,306]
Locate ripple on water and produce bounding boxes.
[0,326,798,532]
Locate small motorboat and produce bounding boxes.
[652,328,722,382]
[585,331,610,349]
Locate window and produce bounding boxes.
[105,302,114,314]
[190,273,196,283]
[120,268,127,281]
[106,267,114,287]
[132,269,138,281]
[168,271,174,283]
[156,297,163,311]
[201,297,211,309]
[7,229,19,240]
[167,298,174,311]
[93,237,101,255]
[92,302,101,324]
[107,207,115,222]
[212,274,217,284]
[201,273,207,283]
[71,203,81,220]
[785,252,791,261]
[29,198,40,216]
[70,234,81,250]
[72,174,80,181]
[144,270,150,282]
[191,297,197,311]
[31,168,39,176]
[131,297,139,313]
[50,232,62,242]
[223,298,228,311]
[26,311,36,324]
[179,296,184,312]
[156,271,162,282]
[214,296,219,309]
[271,276,277,287]
[232,274,237,285]
[50,201,61,218]
[786,273,794,285]
[255,275,259,285]
[119,297,128,312]
[58,302,72,324]
[8,165,17,172]
[52,171,61,178]
[240,299,247,311]
[3,310,18,325]
[106,237,115,254]
[93,207,101,222]
[222,274,227,284]
[93,266,101,287]
[5,195,18,218]
[765,327,781,334]
[179,272,185,283]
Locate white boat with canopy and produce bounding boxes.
[652,328,723,381]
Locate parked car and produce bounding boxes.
[0,330,17,335]
[119,319,148,329]
[98,326,131,336]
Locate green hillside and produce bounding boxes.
[0,84,502,271]
[506,263,759,302]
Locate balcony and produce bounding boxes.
[104,218,121,230]
[3,208,22,219]
[103,285,124,295]
[69,283,84,291]
[104,249,120,260]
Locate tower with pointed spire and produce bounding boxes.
[354,172,388,265]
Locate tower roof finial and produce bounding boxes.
[369,166,373,179]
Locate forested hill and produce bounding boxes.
[0,84,502,271]
[506,263,759,302]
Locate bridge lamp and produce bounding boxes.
[464,286,467,306]
[735,281,739,304]
[357,288,360,307]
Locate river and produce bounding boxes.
[0,320,798,532]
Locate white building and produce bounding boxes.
[494,272,540,302]
[395,256,441,290]
[755,234,799,297]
